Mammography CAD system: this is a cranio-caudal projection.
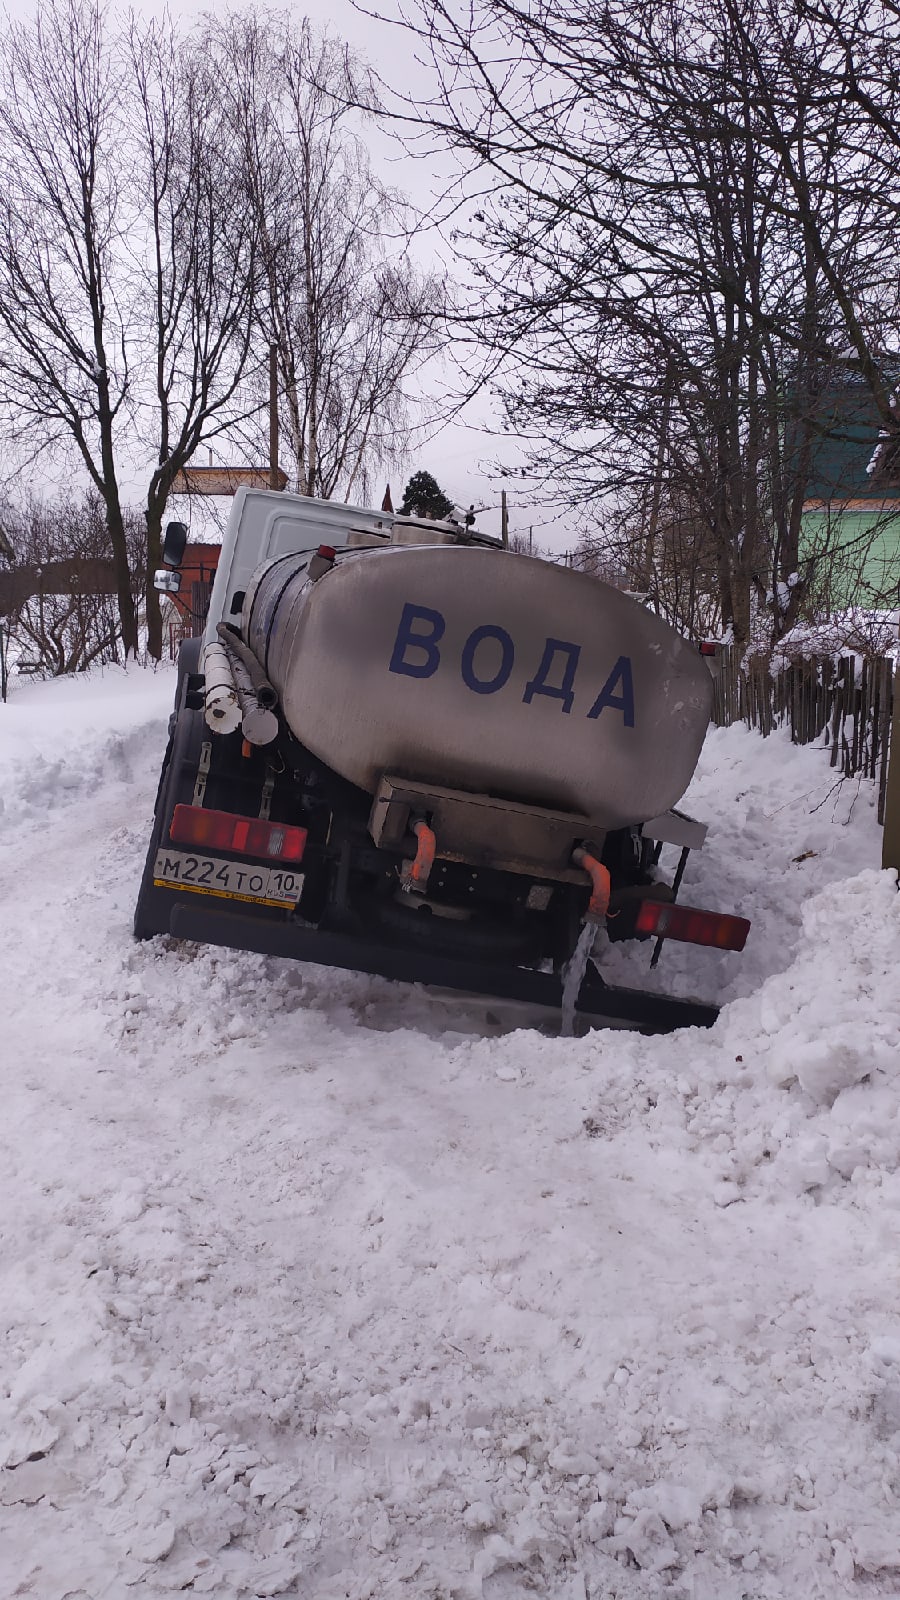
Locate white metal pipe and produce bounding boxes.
[226,648,279,746]
[241,703,279,745]
[201,639,242,735]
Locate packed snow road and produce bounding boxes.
[1,667,899,1600]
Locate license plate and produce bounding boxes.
[153,850,304,908]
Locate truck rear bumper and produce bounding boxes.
[146,892,720,1034]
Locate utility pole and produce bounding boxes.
[501,490,509,549]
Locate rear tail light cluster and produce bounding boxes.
[634,899,750,951]
[308,544,337,581]
[169,804,307,863]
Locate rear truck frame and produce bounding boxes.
[134,635,749,1036]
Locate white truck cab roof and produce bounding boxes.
[202,487,497,648]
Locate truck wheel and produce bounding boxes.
[174,634,202,699]
[133,759,175,940]
[149,637,203,817]
[133,692,205,940]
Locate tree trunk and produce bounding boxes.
[94,323,138,656]
[106,495,138,658]
[144,503,163,662]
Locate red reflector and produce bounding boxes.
[699,641,719,656]
[317,544,336,561]
[169,805,307,863]
[634,899,750,951]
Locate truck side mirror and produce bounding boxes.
[162,521,188,568]
[154,568,182,594]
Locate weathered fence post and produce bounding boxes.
[882,654,900,875]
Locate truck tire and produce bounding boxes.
[149,636,203,816]
[133,650,205,940]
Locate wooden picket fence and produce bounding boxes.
[710,648,896,824]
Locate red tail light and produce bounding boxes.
[169,805,307,863]
[699,641,719,656]
[317,544,336,561]
[634,899,750,951]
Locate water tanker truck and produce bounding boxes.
[134,489,749,1032]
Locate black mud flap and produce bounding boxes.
[162,900,719,1035]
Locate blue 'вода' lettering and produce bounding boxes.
[586,655,635,726]
[388,604,636,729]
[521,638,581,714]
[460,624,515,694]
[389,603,445,679]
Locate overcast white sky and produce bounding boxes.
[3,0,579,555]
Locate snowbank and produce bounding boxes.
[0,668,898,1599]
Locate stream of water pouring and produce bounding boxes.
[560,921,596,1037]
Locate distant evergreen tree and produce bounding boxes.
[399,470,454,520]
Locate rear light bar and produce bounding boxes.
[169,804,307,864]
[634,899,750,951]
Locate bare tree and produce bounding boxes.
[0,0,137,652]
[391,0,900,649]
[215,12,444,502]
[574,492,725,640]
[0,1,264,662]
[0,491,144,675]
[128,19,261,660]
[0,2,445,670]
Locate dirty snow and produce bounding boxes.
[0,664,899,1600]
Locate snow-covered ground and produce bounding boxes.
[1,666,899,1600]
